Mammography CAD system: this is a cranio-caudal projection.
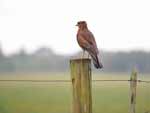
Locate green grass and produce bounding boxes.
[0,73,150,113]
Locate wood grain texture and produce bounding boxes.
[70,59,92,113]
[130,69,137,113]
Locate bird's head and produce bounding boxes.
[76,21,88,29]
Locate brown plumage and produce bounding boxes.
[76,21,103,69]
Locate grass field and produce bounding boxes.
[0,72,150,113]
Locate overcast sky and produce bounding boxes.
[0,0,150,55]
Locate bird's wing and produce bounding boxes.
[77,30,99,54]
[77,34,91,50]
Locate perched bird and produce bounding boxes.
[76,21,103,69]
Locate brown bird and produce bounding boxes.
[76,21,103,69]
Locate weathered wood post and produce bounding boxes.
[130,69,138,113]
[70,59,92,113]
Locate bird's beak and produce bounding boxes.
[75,24,78,26]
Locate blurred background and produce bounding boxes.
[0,0,150,74]
[0,45,150,73]
[0,0,150,113]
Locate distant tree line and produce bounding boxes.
[101,51,150,73]
[0,46,150,73]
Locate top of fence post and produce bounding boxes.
[130,68,137,82]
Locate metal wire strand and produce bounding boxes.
[0,79,149,83]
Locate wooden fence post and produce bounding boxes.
[70,59,92,113]
[130,69,138,113]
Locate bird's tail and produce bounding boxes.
[90,53,103,69]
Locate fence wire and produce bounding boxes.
[0,79,149,83]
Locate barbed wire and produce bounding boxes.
[0,79,149,83]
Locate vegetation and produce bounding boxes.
[0,46,150,73]
[0,73,149,113]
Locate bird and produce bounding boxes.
[76,21,103,69]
